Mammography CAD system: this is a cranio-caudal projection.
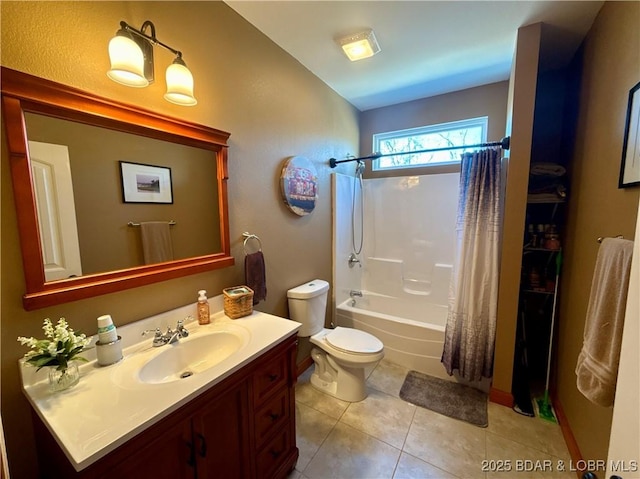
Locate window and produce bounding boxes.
[372,117,488,171]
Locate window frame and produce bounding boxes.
[371,116,488,172]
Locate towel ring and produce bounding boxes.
[242,232,262,254]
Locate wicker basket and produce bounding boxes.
[223,286,254,319]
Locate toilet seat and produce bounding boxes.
[325,327,383,355]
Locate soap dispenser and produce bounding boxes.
[197,290,210,325]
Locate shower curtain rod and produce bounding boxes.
[329,136,510,168]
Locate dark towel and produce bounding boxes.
[245,251,266,305]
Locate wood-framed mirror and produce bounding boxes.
[1,67,234,310]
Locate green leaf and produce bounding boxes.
[68,345,84,355]
[33,357,56,371]
[57,357,68,371]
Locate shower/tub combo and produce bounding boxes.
[332,171,460,379]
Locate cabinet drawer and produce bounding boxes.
[256,424,292,479]
[253,353,288,405]
[255,387,290,448]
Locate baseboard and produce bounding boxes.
[489,387,514,408]
[551,396,584,478]
[296,356,313,378]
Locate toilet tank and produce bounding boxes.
[287,279,329,337]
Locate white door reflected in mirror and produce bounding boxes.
[29,141,83,281]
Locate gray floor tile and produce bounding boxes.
[304,422,401,479]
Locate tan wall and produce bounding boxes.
[1,2,358,477]
[359,81,509,178]
[494,23,542,394]
[557,1,640,462]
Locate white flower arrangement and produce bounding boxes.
[18,318,91,372]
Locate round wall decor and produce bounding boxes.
[280,156,318,216]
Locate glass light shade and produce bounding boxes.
[164,62,197,106]
[338,30,381,62]
[107,35,149,87]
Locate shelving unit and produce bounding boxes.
[512,197,566,416]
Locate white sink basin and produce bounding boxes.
[138,327,250,384]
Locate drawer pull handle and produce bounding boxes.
[267,373,278,382]
[269,412,279,421]
[269,449,282,459]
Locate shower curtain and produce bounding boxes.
[441,147,502,382]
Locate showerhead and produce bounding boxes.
[355,160,365,176]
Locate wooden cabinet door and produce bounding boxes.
[193,381,251,479]
[101,418,194,479]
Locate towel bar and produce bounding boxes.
[128,220,176,227]
[597,235,623,243]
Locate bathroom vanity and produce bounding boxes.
[20,305,300,479]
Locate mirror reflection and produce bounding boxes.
[24,112,221,281]
[1,66,232,310]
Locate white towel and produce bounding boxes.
[575,237,634,407]
[140,222,174,265]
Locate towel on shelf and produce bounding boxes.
[245,251,266,305]
[140,221,174,265]
[575,237,634,407]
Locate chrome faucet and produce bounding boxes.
[142,318,190,347]
[166,319,190,344]
[349,289,362,306]
[348,253,361,268]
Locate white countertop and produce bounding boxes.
[19,298,300,472]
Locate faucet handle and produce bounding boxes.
[142,327,162,338]
[142,328,166,347]
[176,319,189,338]
[348,253,362,268]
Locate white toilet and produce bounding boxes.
[287,279,384,402]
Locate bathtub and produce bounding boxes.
[335,292,452,380]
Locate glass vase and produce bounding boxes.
[48,362,80,392]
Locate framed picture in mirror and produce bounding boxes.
[120,161,173,203]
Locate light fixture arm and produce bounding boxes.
[120,21,184,60]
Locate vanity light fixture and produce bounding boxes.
[107,20,197,106]
[336,29,381,62]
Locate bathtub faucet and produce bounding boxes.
[349,290,363,298]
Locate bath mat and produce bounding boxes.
[399,370,488,427]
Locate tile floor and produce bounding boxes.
[289,359,575,479]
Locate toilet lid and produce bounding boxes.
[325,327,383,354]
